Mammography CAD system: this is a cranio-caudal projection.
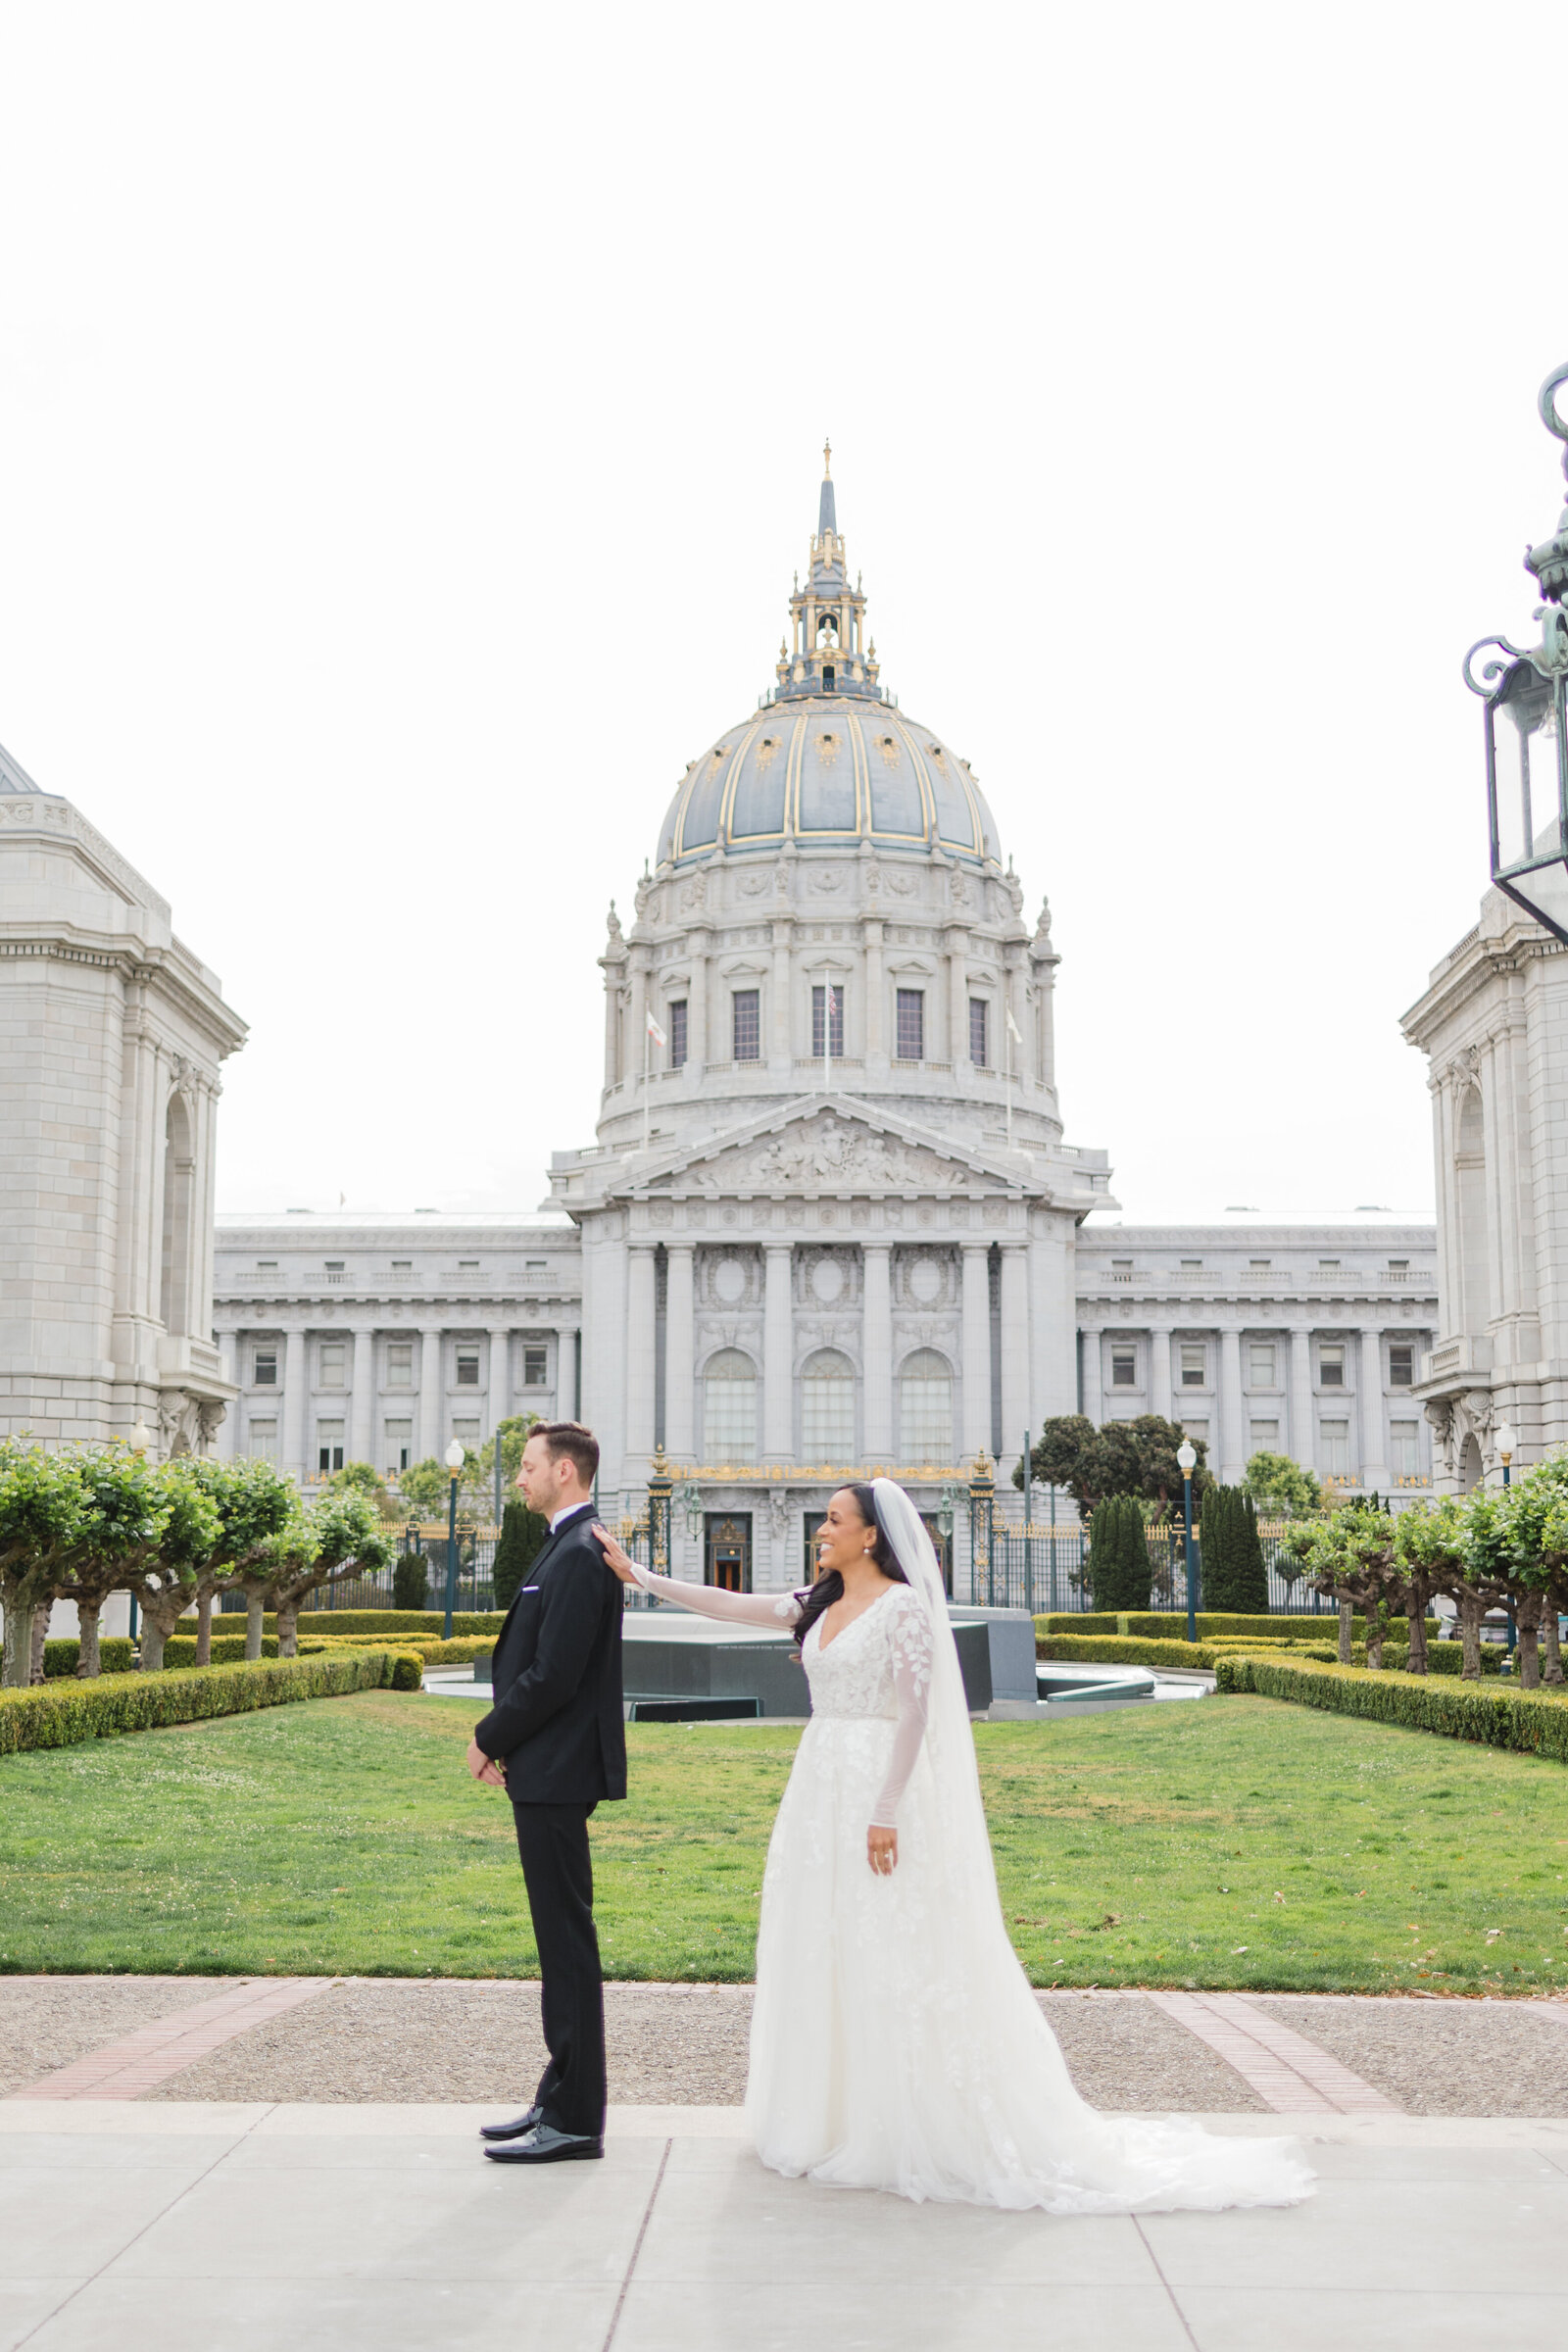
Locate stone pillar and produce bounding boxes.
[625,1248,658,1469]
[664,1247,695,1459]
[217,1334,238,1458]
[282,1328,307,1484]
[947,929,968,1067]
[193,1081,220,1348]
[1150,1325,1173,1420]
[960,1243,991,1456]
[1028,1212,1076,1421]
[688,930,709,1076]
[763,1246,794,1459]
[863,919,885,1069]
[1080,1323,1102,1424]
[1219,1326,1245,1483]
[350,1327,374,1465]
[1290,1326,1313,1468]
[770,921,793,1070]
[862,1244,893,1459]
[488,1329,511,1428]
[418,1327,443,1463]
[1000,1243,1029,1473]
[1359,1326,1389,1490]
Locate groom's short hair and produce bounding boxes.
[534,1420,600,1488]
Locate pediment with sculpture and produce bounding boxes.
[630,1102,1026,1202]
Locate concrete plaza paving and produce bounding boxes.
[2,2099,1568,2352]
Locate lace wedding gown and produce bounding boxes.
[629,1540,1312,2215]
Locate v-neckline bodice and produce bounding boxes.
[814,1583,899,1654]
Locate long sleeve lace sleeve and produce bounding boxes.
[628,1562,802,1630]
[870,1592,935,1828]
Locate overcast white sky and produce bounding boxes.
[1,4,1561,1226]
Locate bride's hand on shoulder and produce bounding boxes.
[867,1825,898,1876]
[591,1523,641,1587]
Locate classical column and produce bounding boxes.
[554,1325,579,1420]
[1149,1325,1173,1421]
[763,1246,794,1459]
[350,1327,374,1465]
[664,1247,695,1459]
[998,1243,1029,1473]
[418,1327,443,1463]
[688,930,709,1076]
[862,1244,893,1459]
[282,1329,308,1484]
[863,918,885,1067]
[947,928,968,1067]
[960,1243,991,1456]
[1029,1212,1075,1421]
[193,1081,220,1347]
[1359,1326,1389,1490]
[488,1329,512,1428]
[770,920,793,1070]
[1219,1326,1245,1483]
[1289,1326,1313,1468]
[624,1248,658,1469]
[1079,1323,1102,1423]
[217,1334,238,1458]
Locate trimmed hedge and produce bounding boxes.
[1033,1612,1435,1642]
[211,1608,508,1639]
[1040,1634,1227,1670]
[1214,1652,1568,1758]
[0,1647,423,1755]
[0,1638,137,1680]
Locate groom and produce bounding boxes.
[466,1420,625,2164]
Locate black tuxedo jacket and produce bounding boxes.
[474,1503,627,1804]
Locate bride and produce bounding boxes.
[593,1477,1312,2215]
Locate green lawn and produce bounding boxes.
[1,1690,1565,1990]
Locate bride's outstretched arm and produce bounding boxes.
[591,1525,801,1628]
[869,1594,935,1828]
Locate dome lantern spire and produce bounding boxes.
[776,448,879,704]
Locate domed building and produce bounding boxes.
[551,453,1112,1586]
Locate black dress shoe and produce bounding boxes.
[484,2124,603,2164]
[479,2105,545,2142]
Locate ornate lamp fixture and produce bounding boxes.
[1465,363,1568,942]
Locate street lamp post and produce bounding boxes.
[1464,363,1568,941]
[443,1439,466,1639]
[127,1415,151,1642]
[1496,1420,1519,1656]
[1177,1439,1199,1644]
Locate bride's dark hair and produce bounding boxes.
[793,1482,908,1650]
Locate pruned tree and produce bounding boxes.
[185,1458,304,1664]
[123,1464,224,1673]
[1243,1450,1322,1519]
[1018,1414,1208,1519]
[492,1498,550,1610]
[55,1448,176,1677]
[0,1442,87,1688]
[253,1489,396,1655]
[1286,1503,1399,1666]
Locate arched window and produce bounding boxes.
[1455,1084,1492,1333]
[704,1348,758,1461]
[815,612,840,648]
[160,1094,194,1338]
[899,1348,954,1462]
[802,1348,856,1462]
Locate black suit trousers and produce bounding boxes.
[513,1799,606,2138]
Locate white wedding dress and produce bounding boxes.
[629,1481,1312,2215]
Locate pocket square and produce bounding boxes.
[521,1585,540,1592]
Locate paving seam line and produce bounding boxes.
[1145,1991,1358,2114]
[601,2135,671,2352]
[7,1981,335,2102]
[1130,2216,1200,2352]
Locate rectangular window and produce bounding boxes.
[452,1419,480,1445]
[969,998,990,1066]
[455,1347,480,1387]
[525,1258,547,1270]
[895,989,925,1060]
[1250,1419,1280,1450]
[1110,1347,1138,1388]
[1249,1258,1271,1269]
[1181,1258,1202,1269]
[383,1418,413,1473]
[1389,1344,1414,1387]
[324,1260,345,1274]
[1180,1345,1206,1388]
[391,1259,412,1273]
[247,1417,277,1461]
[732,989,760,1060]
[385,1343,413,1388]
[1111,1256,1133,1268]
[1319,1345,1345,1387]
[317,1419,345,1474]
[1320,1418,1350,1475]
[1181,1419,1208,1444]
[256,1259,277,1272]
[811,984,846,1057]
[1249,1342,1276,1388]
[1388,1258,1408,1271]
[669,1001,688,1068]
[1318,1258,1341,1272]
[523,1347,548,1387]
[459,1259,479,1271]
[252,1348,277,1387]
[318,1342,346,1390]
[1391,1421,1420,1476]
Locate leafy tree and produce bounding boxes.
[476,1416,540,1505]
[1096,1493,1153,1609]
[1243,1450,1322,1519]
[1393,1496,1473,1673]
[0,1443,88,1688]
[56,1448,180,1677]
[184,1458,303,1665]
[1284,1502,1399,1665]
[397,1455,477,1517]
[251,1490,396,1655]
[122,1462,224,1674]
[1018,1414,1208,1518]
[1198,1486,1269,1615]
[492,1498,551,1609]
[324,1461,388,1504]
[392,1543,428,1611]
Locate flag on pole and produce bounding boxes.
[1005,1006,1023,1043]
[646,1010,667,1047]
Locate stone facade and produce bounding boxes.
[0,741,245,1450]
[1401,889,1568,1488]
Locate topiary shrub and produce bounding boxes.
[492,1500,550,1611]
[393,1548,429,1612]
